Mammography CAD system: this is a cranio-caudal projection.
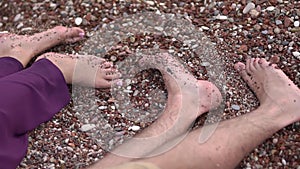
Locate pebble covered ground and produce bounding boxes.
[0,0,299,169]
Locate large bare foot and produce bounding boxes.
[36,53,120,88]
[90,53,222,169]
[0,26,84,67]
[140,53,222,116]
[235,58,300,123]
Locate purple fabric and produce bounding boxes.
[0,57,23,78]
[0,58,70,169]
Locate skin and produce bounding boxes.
[89,57,300,169]
[0,26,85,67]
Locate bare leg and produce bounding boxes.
[89,53,222,168]
[134,58,300,169]
[0,26,84,67]
[36,53,120,88]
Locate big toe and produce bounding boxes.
[64,27,85,43]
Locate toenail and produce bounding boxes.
[79,32,85,37]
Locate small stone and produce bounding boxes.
[292,51,300,59]
[80,124,96,132]
[239,45,248,52]
[243,2,255,14]
[60,11,68,18]
[145,1,155,6]
[200,62,210,67]
[110,55,117,61]
[266,6,275,11]
[0,23,3,28]
[75,17,83,25]
[284,17,291,27]
[272,138,278,143]
[282,158,286,165]
[16,22,24,29]
[130,125,140,131]
[275,20,282,25]
[291,28,300,33]
[294,21,300,27]
[274,27,280,34]
[254,24,261,31]
[13,14,22,22]
[40,13,48,22]
[201,26,210,31]
[231,104,240,111]
[261,30,268,35]
[270,55,280,64]
[249,9,260,18]
[215,15,228,20]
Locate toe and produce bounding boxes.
[259,58,269,68]
[235,62,252,83]
[253,58,261,70]
[102,62,113,68]
[65,27,85,43]
[249,58,257,72]
[246,59,252,75]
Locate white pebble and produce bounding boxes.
[145,1,155,6]
[282,158,287,165]
[215,15,228,20]
[266,6,275,11]
[13,14,22,22]
[80,124,96,132]
[243,2,255,14]
[292,51,300,57]
[130,125,140,131]
[75,17,83,25]
[294,21,300,27]
[201,26,210,31]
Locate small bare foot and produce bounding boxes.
[36,52,120,88]
[235,58,300,123]
[0,26,84,67]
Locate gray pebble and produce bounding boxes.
[231,104,240,111]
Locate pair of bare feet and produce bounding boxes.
[0,26,119,88]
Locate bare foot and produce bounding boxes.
[0,26,84,67]
[140,53,222,116]
[36,53,120,88]
[235,58,300,123]
[89,53,222,169]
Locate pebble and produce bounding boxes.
[250,9,260,18]
[284,17,291,27]
[294,21,300,27]
[243,2,256,14]
[13,14,22,22]
[254,24,261,31]
[273,138,278,144]
[261,30,268,35]
[215,15,228,20]
[16,22,24,29]
[129,125,140,131]
[282,158,287,165]
[266,6,275,11]
[274,27,281,34]
[75,17,83,25]
[0,23,3,28]
[200,62,210,67]
[231,104,240,111]
[292,51,300,59]
[275,20,283,25]
[145,1,155,6]
[80,124,96,132]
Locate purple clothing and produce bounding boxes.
[0,57,70,169]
